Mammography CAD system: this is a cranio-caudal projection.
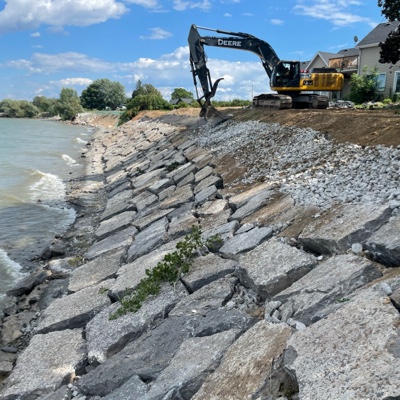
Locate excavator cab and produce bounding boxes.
[271,61,301,88]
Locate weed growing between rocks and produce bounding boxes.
[110,226,221,319]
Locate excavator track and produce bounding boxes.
[252,94,292,110]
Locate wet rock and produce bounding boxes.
[6,270,51,297]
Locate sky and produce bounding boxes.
[0,0,388,102]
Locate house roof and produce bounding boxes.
[335,48,360,58]
[307,51,337,68]
[357,21,400,48]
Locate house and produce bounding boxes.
[306,21,400,100]
[355,21,400,99]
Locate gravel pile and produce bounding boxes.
[191,119,400,210]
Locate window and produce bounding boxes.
[376,73,386,92]
[395,71,400,93]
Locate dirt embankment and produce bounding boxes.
[136,107,400,148]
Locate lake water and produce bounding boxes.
[0,118,92,312]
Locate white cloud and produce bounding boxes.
[173,0,212,11]
[224,13,233,17]
[0,46,271,101]
[140,27,173,40]
[30,32,41,37]
[0,0,127,35]
[293,0,374,27]
[52,77,94,86]
[124,0,161,7]
[242,12,253,17]
[270,19,284,25]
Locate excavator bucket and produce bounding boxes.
[202,104,231,124]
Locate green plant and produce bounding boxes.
[336,297,350,303]
[99,287,109,295]
[349,66,380,104]
[110,226,219,319]
[166,162,180,172]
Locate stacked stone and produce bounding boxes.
[1,114,400,400]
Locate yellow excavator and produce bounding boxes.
[188,24,344,117]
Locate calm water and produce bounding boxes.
[0,118,92,312]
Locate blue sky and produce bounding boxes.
[0,0,387,102]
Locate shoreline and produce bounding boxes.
[1,111,400,399]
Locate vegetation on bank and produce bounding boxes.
[0,78,252,122]
[0,73,398,122]
[110,226,222,319]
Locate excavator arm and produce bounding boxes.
[188,24,281,117]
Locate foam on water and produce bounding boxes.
[62,154,78,166]
[29,170,66,204]
[0,249,26,310]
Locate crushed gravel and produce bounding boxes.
[191,119,400,211]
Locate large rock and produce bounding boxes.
[77,310,255,397]
[169,277,237,317]
[95,211,136,241]
[145,330,239,400]
[219,226,273,256]
[273,254,383,326]
[365,214,400,266]
[1,329,86,400]
[181,254,237,292]
[68,249,124,293]
[85,225,137,260]
[236,237,317,301]
[285,284,400,399]
[298,204,392,255]
[86,283,187,364]
[126,217,169,262]
[6,270,51,297]
[35,281,114,334]
[193,320,291,400]
[110,240,178,299]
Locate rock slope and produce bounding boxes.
[1,111,400,400]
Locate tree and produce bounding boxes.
[131,80,162,98]
[54,88,83,120]
[349,66,380,103]
[119,81,172,125]
[378,0,400,64]
[80,79,126,110]
[0,99,40,118]
[32,96,58,113]
[170,88,194,101]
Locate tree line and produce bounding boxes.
[0,78,251,122]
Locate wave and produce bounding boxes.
[62,154,78,166]
[75,137,88,144]
[28,169,77,232]
[0,249,24,279]
[29,170,66,204]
